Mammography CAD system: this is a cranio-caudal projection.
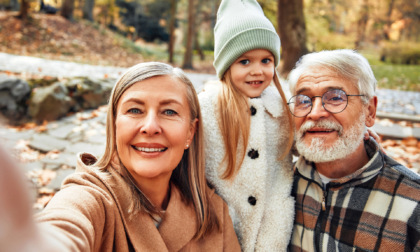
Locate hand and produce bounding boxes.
[364,128,385,153]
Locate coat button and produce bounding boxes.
[248,196,257,206]
[248,149,259,159]
[250,106,256,116]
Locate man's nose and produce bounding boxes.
[307,97,329,121]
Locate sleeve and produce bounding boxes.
[35,177,111,252]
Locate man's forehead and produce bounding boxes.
[295,67,356,93]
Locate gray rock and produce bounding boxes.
[65,142,105,157]
[65,77,112,109]
[48,123,76,139]
[28,82,74,122]
[0,76,31,121]
[29,134,69,152]
[42,152,77,168]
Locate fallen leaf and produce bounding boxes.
[401,137,418,147]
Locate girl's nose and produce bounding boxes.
[250,64,263,75]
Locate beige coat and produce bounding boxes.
[36,153,240,252]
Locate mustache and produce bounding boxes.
[298,119,343,137]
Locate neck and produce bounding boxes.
[133,175,172,210]
[315,142,370,179]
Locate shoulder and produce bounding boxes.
[198,81,221,104]
[383,154,420,185]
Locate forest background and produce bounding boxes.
[1,0,420,92]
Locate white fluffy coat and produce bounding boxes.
[198,84,295,252]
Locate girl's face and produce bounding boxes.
[229,49,275,98]
[115,75,196,187]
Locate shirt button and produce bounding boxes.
[250,106,256,116]
[248,149,259,159]
[248,196,257,206]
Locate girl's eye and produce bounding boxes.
[262,58,271,64]
[239,59,250,65]
[163,109,178,116]
[127,108,142,114]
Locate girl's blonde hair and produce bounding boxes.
[95,62,219,239]
[217,68,294,180]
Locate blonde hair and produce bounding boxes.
[95,62,219,239]
[218,69,294,180]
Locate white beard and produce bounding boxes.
[295,113,366,163]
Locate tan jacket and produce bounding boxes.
[36,153,240,252]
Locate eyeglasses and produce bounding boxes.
[287,89,365,117]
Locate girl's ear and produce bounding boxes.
[365,96,377,127]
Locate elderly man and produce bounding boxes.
[287,49,420,251]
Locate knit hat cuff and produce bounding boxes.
[213,28,281,79]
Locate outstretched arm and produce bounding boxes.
[0,145,66,252]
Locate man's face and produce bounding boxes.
[293,67,374,163]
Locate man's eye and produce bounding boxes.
[239,59,250,65]
[128,108,141,114]
[163,109,178,116]
[328,96,345,102]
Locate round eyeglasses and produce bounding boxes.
[287,89,365,117]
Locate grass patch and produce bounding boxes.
[363,52,420,92]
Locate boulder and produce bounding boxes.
[28,82,74,122]
[0,75,31,122]
[65,77,114,109]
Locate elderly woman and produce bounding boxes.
[0,62,240,251]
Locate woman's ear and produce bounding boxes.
[365,96,377,127]
[186,118,198,149]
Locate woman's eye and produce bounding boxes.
[163,109,178,116]
[262,58,271,64]
[239,59,250,65]
[127,108,141,114]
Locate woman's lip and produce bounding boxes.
[133,143,166,148]
[132,145,167,153]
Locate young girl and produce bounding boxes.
[198,0,295,251]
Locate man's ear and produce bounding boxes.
[365,96,377,127]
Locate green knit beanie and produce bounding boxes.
[213,0,281,79]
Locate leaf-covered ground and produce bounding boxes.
[0,11,217,74]
[0,11,149,67]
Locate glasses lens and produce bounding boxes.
[289,95,311,117]
[323,89,347,113]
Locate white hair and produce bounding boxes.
[288,49,377,104]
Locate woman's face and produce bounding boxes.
[115,75,196,186]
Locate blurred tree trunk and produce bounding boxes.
[18,0,29,19]
[383,0,395,40]
[277,0,308,77]
[182,0,195,69]
[194,0,204,61]
[11,0,19,11]
[61,0,75,20]
[83,0,95,21]
[355,0,369,49]
[168,0,177,63]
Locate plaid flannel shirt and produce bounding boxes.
[289,138,420,251]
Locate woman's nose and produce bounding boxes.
[140,113,162,135]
